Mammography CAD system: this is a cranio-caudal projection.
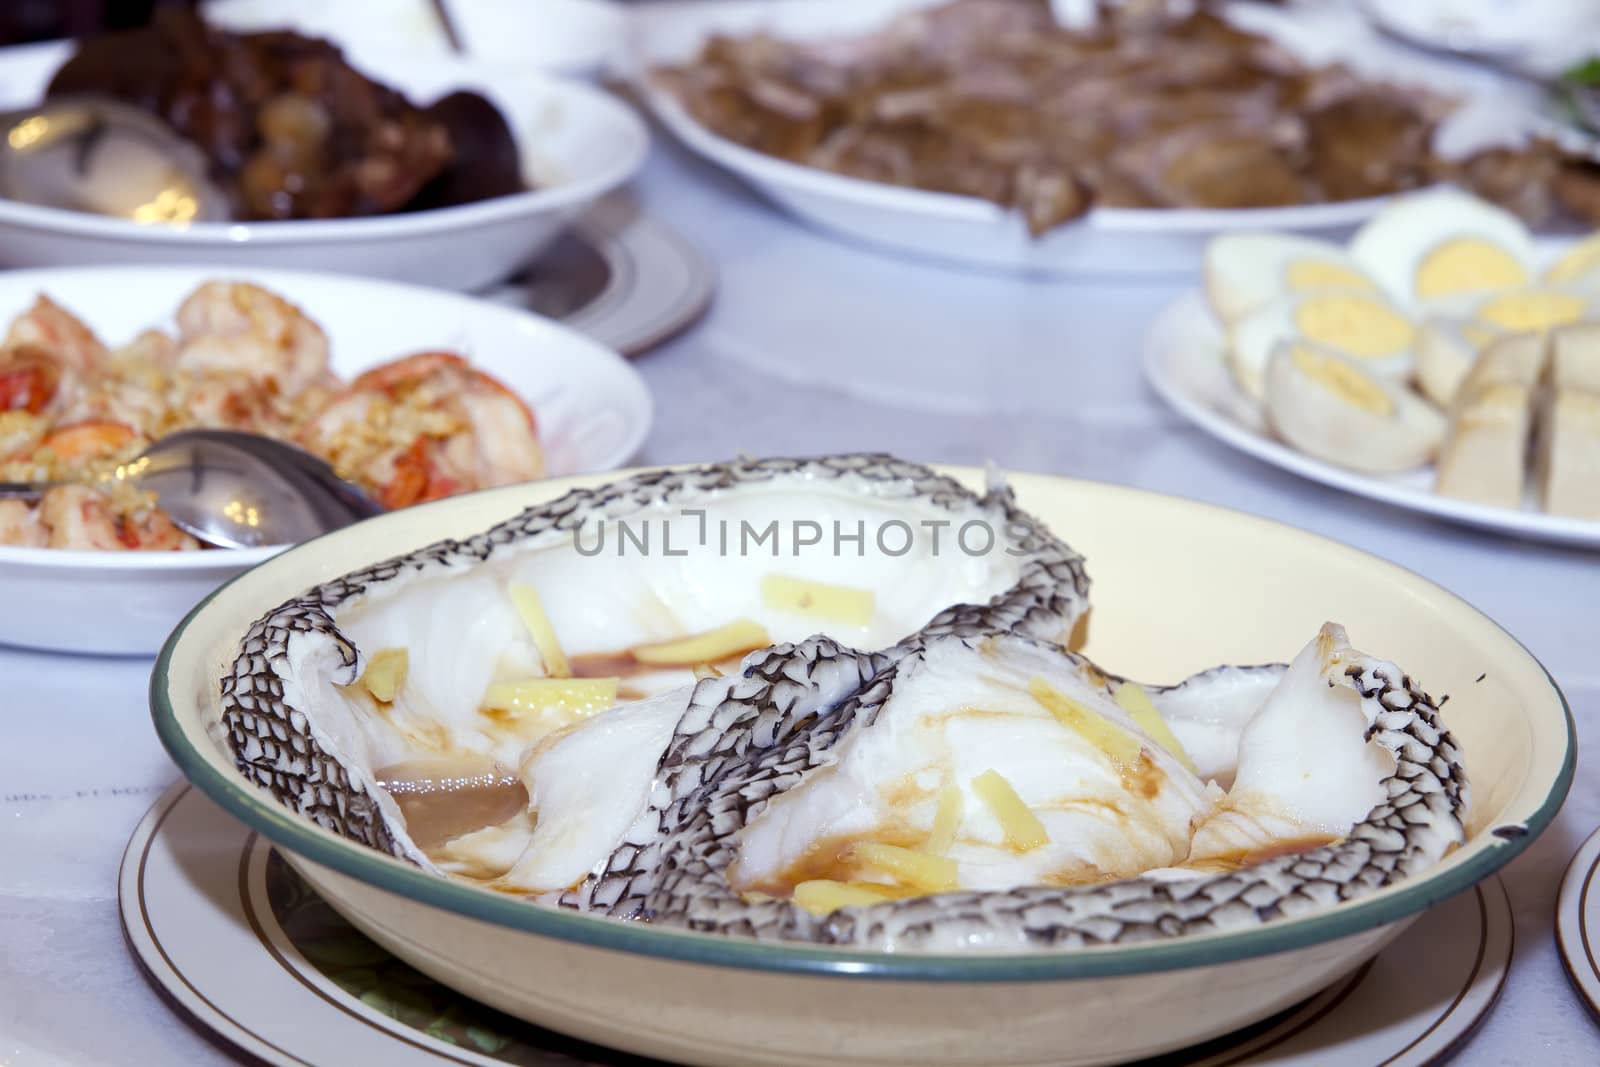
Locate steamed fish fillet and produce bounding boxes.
[1183,625,1394,864]
[730,636,1214,894]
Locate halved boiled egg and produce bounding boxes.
[1264,340,1446,474]
[1349,190,1533,309]
[1414,317,1504,408]
[1229,290,1417,400]
[1544,232,1600,289]
[1463,287,1593,333]
[1203,233,1379,324]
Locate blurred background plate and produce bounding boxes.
[0,264,652,655]
[0,41,648,290]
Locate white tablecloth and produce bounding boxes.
[3,132,1598,1067]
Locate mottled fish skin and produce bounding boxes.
[219,453,1088,867]
[619,633,1467,949]
[559,636,890,916]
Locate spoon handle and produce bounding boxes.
[0,482,55,501]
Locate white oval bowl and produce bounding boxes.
[153,466,1573,1066]
[627,0,1419,277]
[0,42,649,290]
[0,265,652,655]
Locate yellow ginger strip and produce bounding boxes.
[482,677,619,717]
[971,770,1049,852]
[760,574,876,626]
[509,583,570,678]
[632,619,771,666]
[357,648,408,704]
[692,663,724,681]
[922,786,964,855]
[792,880,904,915]
[849,842,959,892]
[1113,682,1198,774]
[1028,676,1142,766]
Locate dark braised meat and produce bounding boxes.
[46,9,524,220]
[657,0,1596,233]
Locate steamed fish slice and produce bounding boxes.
[1185,624,1396,865]
[1141,664,1285,789]
[460,689,688,891]
[221,454,1091,881]
[727,635,1213,898]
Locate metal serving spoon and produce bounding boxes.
[0,429,382,549]
[0,95,230,223]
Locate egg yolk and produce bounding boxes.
[1415,239,1528,300]
[1475,291,1587,332]
[1545,236,1600,284]
[1285,260,1374,293]
[1290,346,1394,416]
[1294,295,1415,357]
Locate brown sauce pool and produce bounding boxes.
[377,758,528,851]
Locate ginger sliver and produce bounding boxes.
[509,583,570,678]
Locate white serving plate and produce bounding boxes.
[0,266,652,656]
[626,0,1488,277]
[0,41,648,291]
[1141,289,1600,549]
[206,0,627,76]
[153,466,1573,1067]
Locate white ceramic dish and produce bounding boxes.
[207,0,627,76]
[121,782,1515,1067]
[0,266,651,656]
[152,466,1573,1067]
[0,42,648,291]
[1141,289,1600,549]
[629,0,1451,277]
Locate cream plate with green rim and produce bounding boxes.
[150,466,1574,1067]
[120,782,1515,1067]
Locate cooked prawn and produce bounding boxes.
[0,344,66,414]
[36,485,198,551]
[299,351,543,509]
[175,282,332,398]
[5,296,108,375]
[40,420,141,463]
[0,500,44,546]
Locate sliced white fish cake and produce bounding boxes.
[1187,624,1396,865]
[1349,189,1533,308]
[1204,233,1379,325]
[1415,317,1505,408]
[729,637,1214,896]
[1264,341,1445,474]
[1230,290,1418,400]
[1436,383,1533,509]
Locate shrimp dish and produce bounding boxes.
[0,281,544,550]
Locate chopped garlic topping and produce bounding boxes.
[1113,682,1198,774]
[972,770,1049,852]
[357,647,408,704]
[632,618,771,666]
[1027,676,1142,766]
[481,677,619,717]
[849,842,959,892]
[509,583,570,678]
[760,574,876,626]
